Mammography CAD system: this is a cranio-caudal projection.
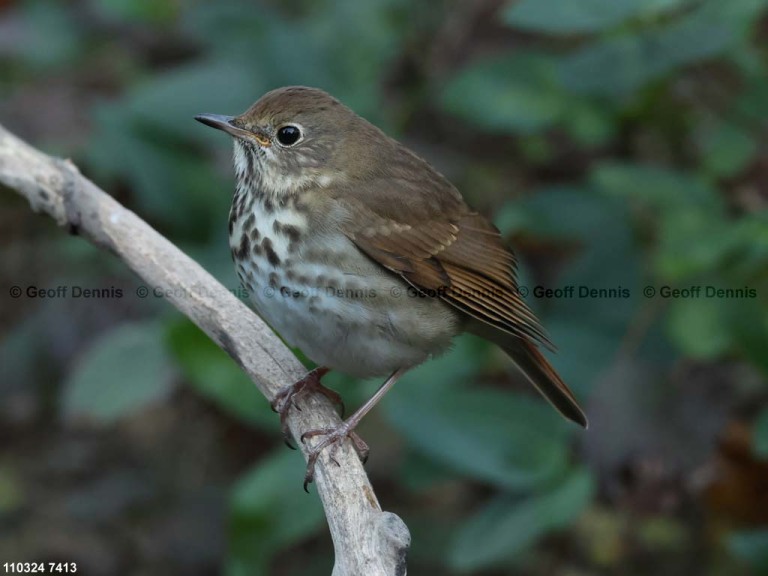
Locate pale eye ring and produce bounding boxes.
[276,125,302,146]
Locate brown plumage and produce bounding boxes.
[331,163,585,426]
[196,86,587,487]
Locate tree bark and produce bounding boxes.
[0,124,410,576]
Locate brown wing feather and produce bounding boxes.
[332,173,585,426]
[340,194,551,349]
[439,261,551,345]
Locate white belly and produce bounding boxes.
[231,204,459,378]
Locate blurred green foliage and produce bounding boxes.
[63,321,175,423]
[228,450,327,575]
[166,318,276,430]
[451,467,594,570]
[2,0,768,574]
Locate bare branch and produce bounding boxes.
[0,124,410,576]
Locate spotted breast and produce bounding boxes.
[228,185,460,379]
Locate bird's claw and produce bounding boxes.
[301,424,370,491]
[269,367,339,447]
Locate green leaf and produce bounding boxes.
[655,214,738,280]
[558,2,755,96]
[667,298,731,358]
[753,408,768,460]
[85,58,271,237]
[166,318,275,429]
[591,164,767,283]
[736,77,768,122]
[727,213,768,277]
[228,450,326,575]
[728,530,768,573]
[385,385,571,490]
[19,1,83,69]
[87,107,227,238]
[698,121,758,178]
[591,164,733,278]
[545,320,627,397]
[183,0,408,123]
[63,321,175,423]
[592,163,723,213]
[509,187,640,394]
[493,202,532,237]
[726,297,768,378]
[441,54,564,134]
[450,467,594,570]
[503,0,688,34]
[92,0,177,23]
[123,60,264,142]
[562,100,617,147]
[399,450,458,492]
[503,185,613,239]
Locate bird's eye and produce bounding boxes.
[276,125,302,146]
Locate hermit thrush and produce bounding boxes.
[196,86,587,488]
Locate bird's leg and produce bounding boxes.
[301,367,406,491]
[270,366,343,448]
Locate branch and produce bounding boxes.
[0,124,410,576]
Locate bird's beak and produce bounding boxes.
[194,114,271,147]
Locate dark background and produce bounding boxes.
[1,0,767,574]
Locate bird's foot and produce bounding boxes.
[300,423,369,491]
[270,367,343,448]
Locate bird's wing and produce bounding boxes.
[333,178,551,348]
[331,174,587,427]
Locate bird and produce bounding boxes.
[195,86,587,488]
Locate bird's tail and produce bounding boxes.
[501,337,588,427]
